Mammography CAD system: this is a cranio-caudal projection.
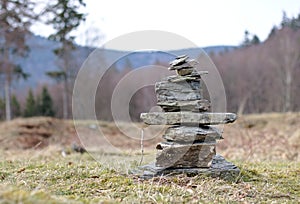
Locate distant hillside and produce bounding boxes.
[11,34,236,90]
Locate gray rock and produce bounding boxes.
[157,99,210,112]
[156,90,202,103]
[176,68,195,76]
[140,112,237,125]
[169,59,199,71]
[155,80,201,92]
[132,154,240,181]
[155,142,216,168]
[169,62,193,70]
[165,71,208,83]
[175,54,187,59]
[163,125,222,142]
[169,56,189,66]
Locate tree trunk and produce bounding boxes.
[4,75,11,121]
[237,95,248,116]
[284,70,292,112]
[62,78,69,119]
[3,39,12,121]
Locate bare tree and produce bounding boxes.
[0,0,36,120]
[267,27,300,112]
[44,0,86,119]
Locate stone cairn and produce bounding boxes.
[136,55,240,181]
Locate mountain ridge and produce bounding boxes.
[10,34,237,90]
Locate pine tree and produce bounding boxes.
[241,31,260,47]
[11,95,21,118]
[251,35,260,45]
[268,25,278,39]
[37,86,55,117]
[45,0,86,119]
[241,30,251,47]
[281,11,290,28]
[24,89,36,117]
[0,0,37,121]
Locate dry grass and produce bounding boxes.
[0,113,299,203]
[0,148,299,203]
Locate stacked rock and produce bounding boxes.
[139,55,239,179]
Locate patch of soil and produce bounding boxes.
[0,113,299,162]
[0,117,79,150]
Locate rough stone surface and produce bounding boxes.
[155,80,201,92]
[135,55,239,181]
[176,68,195,76]
[165,71,208,83]
[169,59,199,70]
[155,142,216,168]
[157,99,210,112]
[163,125,222,142]
[156,90,202,103]
[169,55,189,67]
[140,112,237,125]
[169,62,193,70]
[155,76,204,103]
[132,155,240,181]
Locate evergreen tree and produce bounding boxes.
[37,86,55,117]
[0,0,37,121]
[23,89,36,117]
[241,31,260,47]
[241,30,251,47]
[268,25,278,39]
[251,35,260,45]
[281,11,290,28]
[11,95,21,118]
[45,0,86,119]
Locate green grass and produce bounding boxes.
[0,150,299,203]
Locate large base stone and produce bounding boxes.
[156,142,216,168]
[131,155,240,181]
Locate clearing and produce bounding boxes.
[0,113,299,203]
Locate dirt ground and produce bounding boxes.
[0,113,299,162]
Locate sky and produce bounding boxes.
[31,0,300,50]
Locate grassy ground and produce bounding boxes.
[0,113,299,203]
[0,149,299,203]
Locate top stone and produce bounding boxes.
[169,55,189,67]
[169,56,201,76]
[175,55,188,59]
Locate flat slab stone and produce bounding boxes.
[163,125,222,142]
[131,155,240,181]
[157,99,210,112]
[156,90,202,102]
[155,80,202,102]
[169,55,189,67]
[140,112,237,125]
[156,142,216,168]
[169,59,199,70]
[176,68,195,76]
[165,71,208,83]
[155,80,201,92]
